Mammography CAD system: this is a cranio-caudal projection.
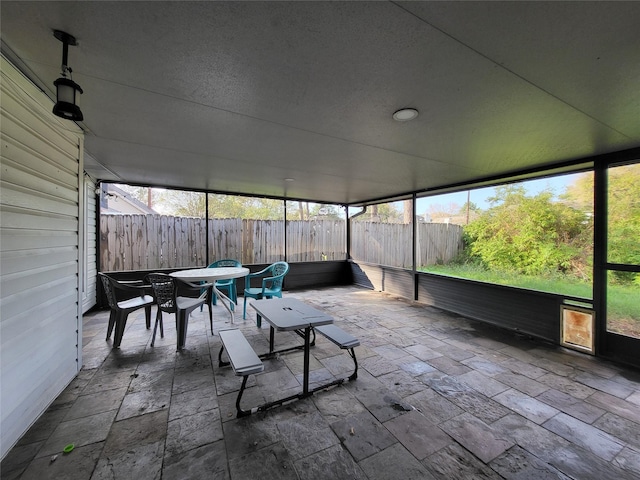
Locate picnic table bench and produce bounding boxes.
[313,324,360,381]
[218,328,264,417]
[219,299,360,417]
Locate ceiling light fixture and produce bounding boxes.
[392,108,419,122]
[52,30,84,121]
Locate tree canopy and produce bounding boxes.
[112,185,344,220]
[563,166,640,284]
[464,185,588,277]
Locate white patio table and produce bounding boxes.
[170,267,249,325]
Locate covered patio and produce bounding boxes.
[3,286,639,479]
[2,1,640,473]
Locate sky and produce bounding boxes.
[117,172,585,219]
[415,172,582,219]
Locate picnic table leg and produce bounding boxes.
[302,327,310,395]
[269,326,275,353]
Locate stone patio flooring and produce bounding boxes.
[2,286,640,479]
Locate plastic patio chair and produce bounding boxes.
[146,273,207,350]
[242,261,290,325]
[98,272,155,349]
[200,259,242,314]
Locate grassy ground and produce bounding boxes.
[421,264,640,338]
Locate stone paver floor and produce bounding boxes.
[2,286,640,479]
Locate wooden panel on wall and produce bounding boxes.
[0,56,82,459]
[418,273,562,343]
[350,261,413,299]
[96,261,352,308]
[351,261,563,343]
[282,261,351,290]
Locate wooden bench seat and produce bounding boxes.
[218,328,264,417]
[314,324,360,381]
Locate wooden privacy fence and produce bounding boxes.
[100,215,345,271]
[100,214,463,271]
[350,222,464,269]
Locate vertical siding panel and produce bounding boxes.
[82,176,97,313]
[1,57,81,458]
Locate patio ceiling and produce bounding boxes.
[1,1,639,205]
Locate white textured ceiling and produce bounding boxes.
[2,1,639,204]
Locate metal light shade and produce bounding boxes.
[53,77,83,121]
[52,30,84,121]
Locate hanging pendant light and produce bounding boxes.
[52,30,84,121]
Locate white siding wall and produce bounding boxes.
[0,56,83,459]
[82,174,97,313]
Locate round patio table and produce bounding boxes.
[170,267,249,325]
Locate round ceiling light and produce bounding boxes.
[392,108,419,122]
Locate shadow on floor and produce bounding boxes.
[2,286,640,479]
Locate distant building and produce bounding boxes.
[100,184,157,214]
[429,212,479,226]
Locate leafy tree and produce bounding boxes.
[285,201,342,220]
[208,195,283,219]
[352,202,403,223]
[429,202,460,218]
[564,166,640,284]
[308,203,343,220]
[172,191,207,217]
[464,186,588,276]
[605,164,640,272]
[561,173,594,209]
[459,201,480,215]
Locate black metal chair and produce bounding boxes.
[146,273,207,350]
[98,272,155,349]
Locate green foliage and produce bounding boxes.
[351,202,403,223]
[285,202,343,220]
[606,164,640,269]
[459,201,480,214]
[422,263,593,298]
[172,191,207,217]
[564,165,640,285]
[464,186,588,276]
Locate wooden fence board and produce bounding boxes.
[100,215,462,271]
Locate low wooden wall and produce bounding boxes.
[96,261,351,309]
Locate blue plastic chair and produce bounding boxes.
[201,259,242,313]
[209,258,242,306]
[243,261,290,325]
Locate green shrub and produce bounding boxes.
[463,186,588,276]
